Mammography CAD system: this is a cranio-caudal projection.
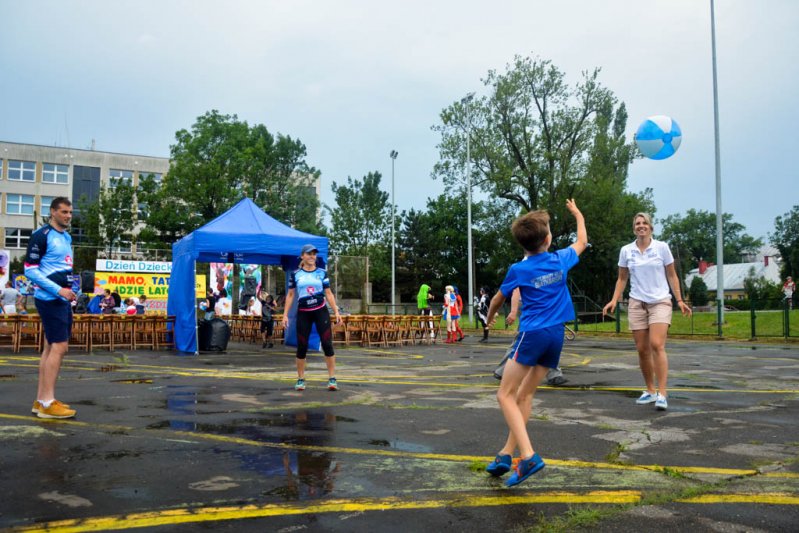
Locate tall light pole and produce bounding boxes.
[390,150,398,314]
[462,93,475,325]
[710,0,725,331]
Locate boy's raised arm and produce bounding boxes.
[566,198,588,256]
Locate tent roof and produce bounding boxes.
[174,198,328,265]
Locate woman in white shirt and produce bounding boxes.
[603,213,692,411]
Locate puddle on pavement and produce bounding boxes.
[146,410,344,501]
[368,438,433,453]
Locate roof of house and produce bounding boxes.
[685,260,781,291]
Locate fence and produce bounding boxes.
[569,297,798,340]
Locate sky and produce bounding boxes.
[1,0,796,241]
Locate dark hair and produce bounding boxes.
[511,210,550,252]
[50,197,72,211]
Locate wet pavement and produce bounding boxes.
[1,333,798,532]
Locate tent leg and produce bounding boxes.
[194,260,199,355]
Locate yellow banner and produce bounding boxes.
[94,273,206,299]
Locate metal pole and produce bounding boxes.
[463,93,475,326]
[390,150,398,315]
[711,0,725,332]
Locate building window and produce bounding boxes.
[109,169,133,189]
[40,196,56,212]
[5,228,32,249]
[6,194,35,215]
[137,201,148,219]
[8,160,36,182]
[139,171,162,187]
[70,225,87,245]
[111,241,132,254]
[42,163,70,184]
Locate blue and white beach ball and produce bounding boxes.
[635,115,682,160]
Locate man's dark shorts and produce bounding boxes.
[35,298,73,344]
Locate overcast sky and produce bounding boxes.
[1,0,796,241]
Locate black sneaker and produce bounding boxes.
[262,342,267,348]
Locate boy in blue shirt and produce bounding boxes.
[485,199,587,487]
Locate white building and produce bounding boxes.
[1,140,322,262]
[685,255,782,299]
[0,140,169,260]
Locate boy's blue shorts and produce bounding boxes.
[508,324,564,368]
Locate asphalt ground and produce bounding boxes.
[1,332,798,532]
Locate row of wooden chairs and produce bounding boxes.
[0,314,175,353]
[219,314,442,348]
[332,315,442,348]
[227,315,286,344]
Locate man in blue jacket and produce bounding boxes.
[25,197,77,419]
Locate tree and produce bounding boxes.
[743,267,782,304]
[770,205,799,279]
[432,55,653,301]
[688,276,709,306]
[326,171,392,302]
[327,172,391,255]
[75,181,138,255]
[140,110,322,247]
[659,209,763,274]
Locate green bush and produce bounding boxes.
[688,276,709,306]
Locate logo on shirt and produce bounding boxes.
[306,287,316,295]
[531,271,563,288]
[65,254,73,266]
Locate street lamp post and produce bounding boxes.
[710,0,725,332]
[462,93,475,325]
[390,150,398,315]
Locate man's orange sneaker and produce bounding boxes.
[36,401,76,419]
[32,400,71,414]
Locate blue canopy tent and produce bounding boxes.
[167,198,328,353]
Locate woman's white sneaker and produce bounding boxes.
[635,391,657,404]
[655,393,668,410]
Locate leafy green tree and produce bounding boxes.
[140,111,322,247]
[326,171,392,302]
[659,210,763,274]
[432,55,653,301]
[397,193,468,296]
[743,267,782,303]
[688,276,709,306]
[76,182,137,254]
[770,205,799,279]
[327,172,391,255]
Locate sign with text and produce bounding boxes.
[95,259,172,274]
[94,272,206,299]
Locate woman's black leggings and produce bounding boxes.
[296,307,335,359]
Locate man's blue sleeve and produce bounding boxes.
[24,230,62,297]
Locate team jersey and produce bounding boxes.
[499,247,579,331]
[289,268,330,312]
[24,224,74,302]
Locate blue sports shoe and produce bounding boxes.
[505,453,545,487]
[485,454,512,476]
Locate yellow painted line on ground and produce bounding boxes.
[678,492,799,504]
[5,412,796,479]
[4,355,799,395]
[11,491,643,532]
